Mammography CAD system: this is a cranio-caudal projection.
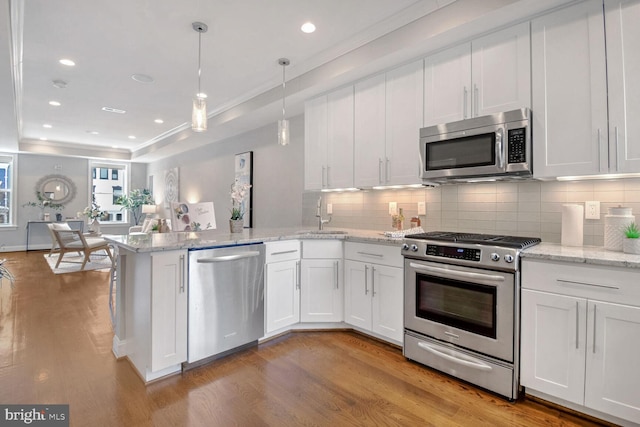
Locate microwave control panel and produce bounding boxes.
[507,128,526,164]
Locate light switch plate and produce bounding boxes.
[585,201,600,219]
[326,203,333,215]
[418,202,426,216]
[389,202,397,216]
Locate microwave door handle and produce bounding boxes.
[496,128,505,170]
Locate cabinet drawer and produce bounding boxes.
[265,240,300,263]
[522,259,640,306]
[302,240,342,259]
[344,242,403,267]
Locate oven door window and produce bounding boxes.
[425,133,496,171]
[415,273,497,338]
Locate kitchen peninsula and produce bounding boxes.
[105,228,404,383]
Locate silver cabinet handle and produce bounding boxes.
[463,86,468,119]
[271,249,298,256]
[327,166,331,187]
[322,166,326,188]
[593,304,597,354]
[378,158,383,185]
[197,251,261,263]
[179,254,185,293]
[614,126,620,172]
[334,261,339,289]
[356,251,384,258]
[556,279,619,290]
[371,266,376,297]
[385,157,390,183]
[597,128,603,173]
[474,84,479,117]
[296,260,300,290]
[575,301,579,350]
[364,265,369,295]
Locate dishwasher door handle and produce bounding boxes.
[197,251,262,263]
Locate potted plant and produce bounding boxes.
[22,191,64,220]
[115,189,155,226]
[82,201,109,234]
[229,180,251,233]
[623,222,640,255]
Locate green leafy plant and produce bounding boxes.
[624,222,640,239]
[22,191,64,211]
[115,188,155,225]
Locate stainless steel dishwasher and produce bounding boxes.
[187,243,265,365]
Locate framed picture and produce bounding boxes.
[164,167,179,210]
[234,151,253,228]
[171,201,216,231]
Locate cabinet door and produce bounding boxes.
[150,250,187,371]
[355,73,387,187]
[605,0,640,173]
[304,95,328,190]
[520,289,586,405]
[266,260,300,333]
[385,60,423,186]
[585,301,640,423]
[423,43,471,126]
[327,86,355,189]
[344,260,372,331]
[371,264,403,343]
[472,22,531,117]
[532,0,608,179]
[300,259,343,322]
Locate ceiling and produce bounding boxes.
[0,0,572,162]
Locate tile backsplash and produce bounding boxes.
[302,179,640,246]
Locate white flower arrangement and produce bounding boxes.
[82,202,109,220]
[230,180,251,220]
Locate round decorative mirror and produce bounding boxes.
[35,174,77,205]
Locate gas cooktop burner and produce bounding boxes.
[406,231,541,249]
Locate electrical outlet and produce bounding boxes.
[388,202,397,216]
[585,201,600,219]
[418,202,426,216]
[326,203,333,215]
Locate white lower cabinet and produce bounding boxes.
[150,250,188,372]
[300,241,343,322]
[521,259,640,425]
[265,241,301,333]
[344,242,403,344]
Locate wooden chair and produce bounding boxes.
[51,228,113,270]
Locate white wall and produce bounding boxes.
[148,115,304,230]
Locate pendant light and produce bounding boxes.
[192,22,208,132]
[278,58,290,146]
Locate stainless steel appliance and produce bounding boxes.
[187,243,265,365]
[420,108,532,183]
[402,231,540,400]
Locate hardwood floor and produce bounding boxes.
[0,251,612,426]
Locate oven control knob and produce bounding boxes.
[504,254,514,263]
[402,243,410,251]
[490,253,500,261]
[410,244,419,252]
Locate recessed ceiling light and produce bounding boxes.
[128,135,136,140]
[131,74,154,83]
[52,79,67,89]
[43,124,52,128]
[301,22,316,33]
[86,130,99,135]
[101,106,126,114]
[154,119,164,124]
[59,59,75,66]
[49,101,61,106]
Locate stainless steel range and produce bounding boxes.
[401,231,541,400]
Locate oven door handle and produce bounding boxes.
[409,263,505,283]
[417,342,492,372]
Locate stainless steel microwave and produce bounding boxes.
[420,108,532,183]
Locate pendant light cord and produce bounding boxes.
[197,31,202,97]
[281,64,286,119]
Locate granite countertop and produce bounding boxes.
[522,242,640,269]
[104,227,405,253]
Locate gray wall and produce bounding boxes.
[148,115,304,230]
[0,153,147,251]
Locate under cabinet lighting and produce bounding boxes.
[557,173,640,181]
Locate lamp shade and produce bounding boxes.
[278,119,290,146]
[142,204,157,214]
[192,97,207,132]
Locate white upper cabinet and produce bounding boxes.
[423,22,531,127]
[531,0,640,179]
[604,0,640,173]
[304,86,354,190]
[354,73,386,188]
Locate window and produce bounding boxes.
[90,162,127,224]
[0,155,14,226]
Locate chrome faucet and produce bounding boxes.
[316,196,332,230]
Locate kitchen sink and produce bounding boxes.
[296,230,348,235]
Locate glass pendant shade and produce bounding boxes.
[278,119,290,146]
[192,97,207,132]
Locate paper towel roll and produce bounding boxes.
[562,204,584,247]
